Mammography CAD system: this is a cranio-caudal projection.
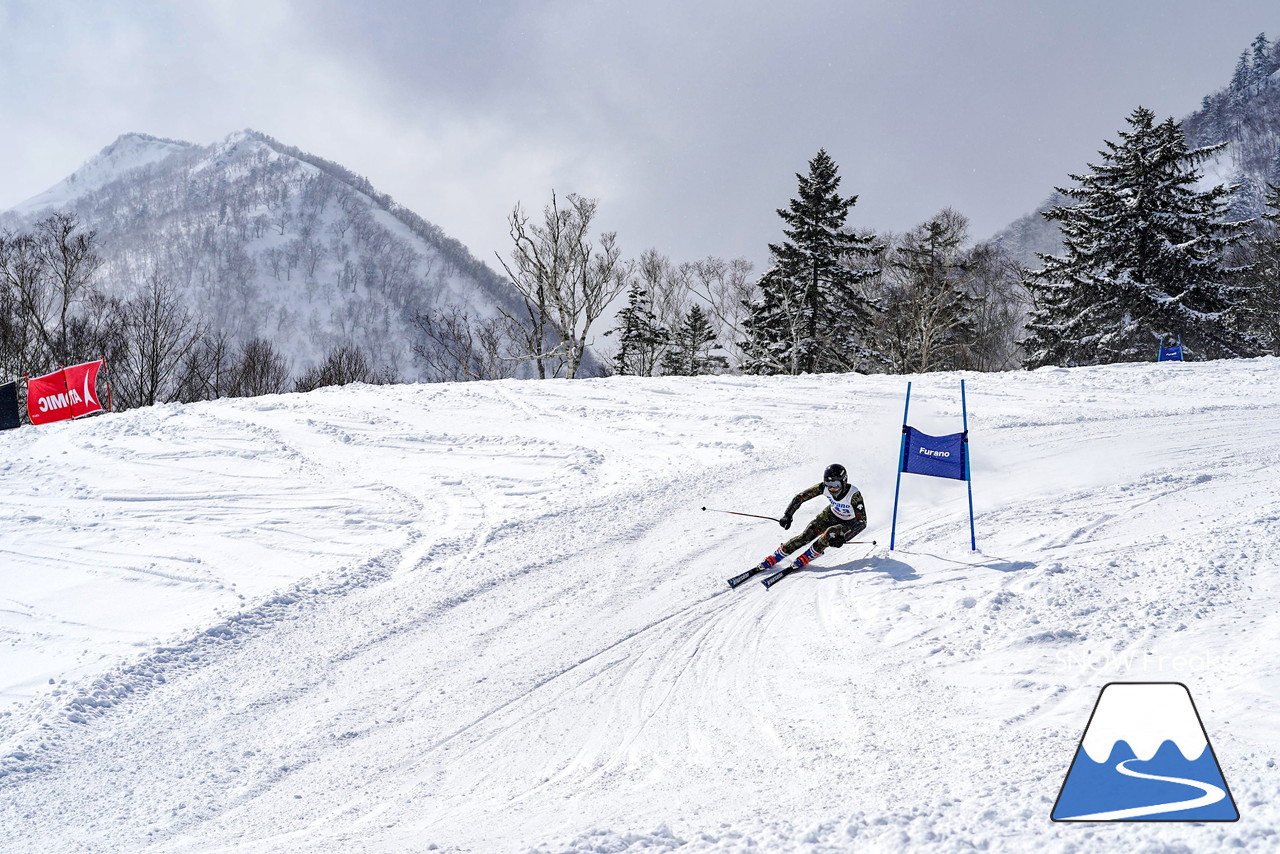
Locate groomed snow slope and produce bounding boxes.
[1,361,1278,852]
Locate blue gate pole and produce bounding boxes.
[889,382,912,551]
[962,379,976,551]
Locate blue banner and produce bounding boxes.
[1158,346,1183,362]
[901,427,967,481]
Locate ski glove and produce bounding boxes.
[779,514,792,530]
[828,530,846,548]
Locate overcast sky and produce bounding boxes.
[1,1,1276,272]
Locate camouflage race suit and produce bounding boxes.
[780,483,867,558]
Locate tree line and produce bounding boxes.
[6,93,1280,419]
[5,132,519,387]
[450,149,1026,380]
[484,108,1280,379]
[476,33,1280,378]
[419,152,1029,384]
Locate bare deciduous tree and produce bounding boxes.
[412,306,521,382]
[959,243,1027,371]
[0,212,103,368]
[174,329,237,402]
[0,279,38,379]
[687,256,756,372]
[497,192,629,379]
[231,338,291,397]
[636,249,693,337]
[36,212,103,361]
[294,344,389,392]
[0,231,50,364]
[116,270,206,407]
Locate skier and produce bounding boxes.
[754,463,867,573]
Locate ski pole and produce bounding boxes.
[701,507,780,523]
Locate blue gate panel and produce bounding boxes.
[901,427,967,481]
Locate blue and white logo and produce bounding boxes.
[1052,682,1238,821]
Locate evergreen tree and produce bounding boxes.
[742,149,881,374]
[1251,33,1274,88]
[1024,107,1260,367]
[661,304,727,376]
[740,265,802,374]
[1230,50,1252,96]
[608,279,667,376]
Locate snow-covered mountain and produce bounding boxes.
[1,359,1278,851]
[8,133,196,214]
[1,131,526,380]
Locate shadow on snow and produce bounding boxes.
[813,556,921,583]
[809,552,1036,584]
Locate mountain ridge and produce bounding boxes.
[10,132,195,216]
[1,129,527,380]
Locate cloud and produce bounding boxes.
[2,0,1276,274]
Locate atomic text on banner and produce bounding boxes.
[26,360,105,425]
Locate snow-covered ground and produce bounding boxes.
[1,361,1278,853]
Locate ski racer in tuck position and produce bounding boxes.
[754,463,867,573]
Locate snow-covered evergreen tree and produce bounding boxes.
[1251,33,1275,88]
[608,280,667,376]
[1008,32,1280,272]
[660,304,726,376]
[1024,107,1260,367]
[1239,181,1280,353]
[1229,50,1253,112]
[741,150,881,374]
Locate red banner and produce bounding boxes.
[27,360,105,425]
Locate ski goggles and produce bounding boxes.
[824,478,844,489]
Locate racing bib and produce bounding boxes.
[826,486,864,521]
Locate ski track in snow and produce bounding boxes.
[0,363,1278,852]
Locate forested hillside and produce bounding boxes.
[2,130,525,383]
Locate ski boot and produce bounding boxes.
[790,545,821,569]
[759,546,788,570]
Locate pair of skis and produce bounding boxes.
[726,539,877,590]
[703,507,797,589]
[727,564,795,590]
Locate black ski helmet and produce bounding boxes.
[823,463,847,488]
